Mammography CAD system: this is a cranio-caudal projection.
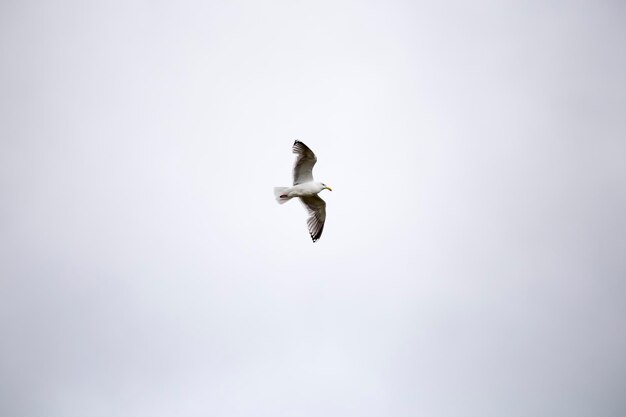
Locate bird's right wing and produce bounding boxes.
[292,140,317,185]
[300,195,326,242]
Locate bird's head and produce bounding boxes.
[321,183,333,192]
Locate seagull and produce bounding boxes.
[274,140,332,242]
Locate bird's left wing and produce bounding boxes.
[292,140,317,185]
[300,195,326,242]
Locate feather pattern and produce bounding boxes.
[300,195,326,242]
[292,140,317,185]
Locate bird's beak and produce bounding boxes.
[326,186,333,191]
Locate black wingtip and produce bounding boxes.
[293,140,314,156]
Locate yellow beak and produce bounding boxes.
[326,186,333,191]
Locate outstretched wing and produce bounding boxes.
[292,140,317,185]
[300,195,326,242]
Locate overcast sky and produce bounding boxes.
[1,1,625,416]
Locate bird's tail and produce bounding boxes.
[274,187,291,204]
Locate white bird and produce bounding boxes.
[274,140,332,242]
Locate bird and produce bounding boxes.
[274,140,332,242]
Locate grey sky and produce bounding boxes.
[1,1,625,416]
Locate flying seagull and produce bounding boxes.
[274,140,332,242]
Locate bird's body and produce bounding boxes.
[274,141,332,242]
[275,182,326,199]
